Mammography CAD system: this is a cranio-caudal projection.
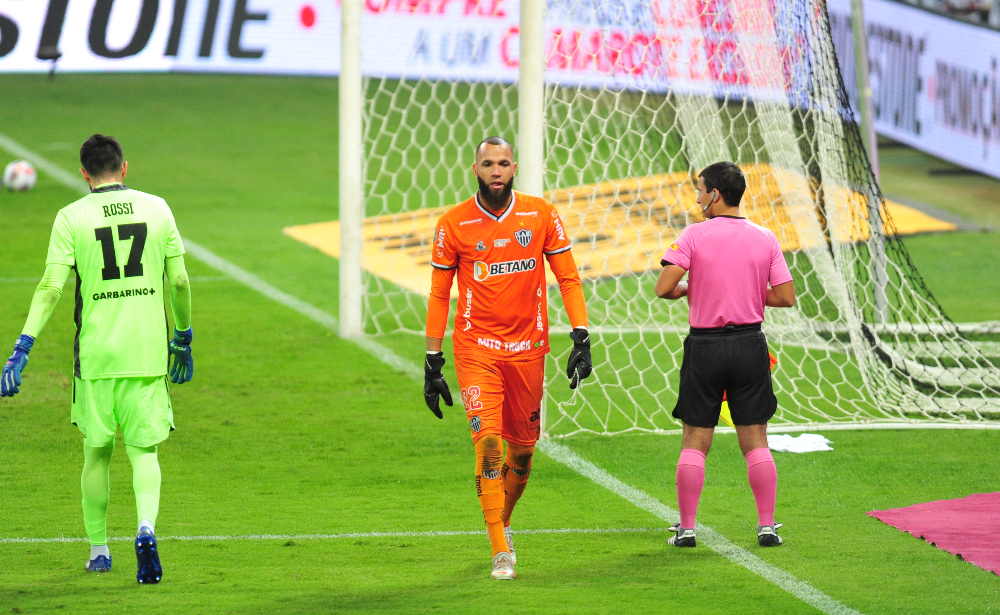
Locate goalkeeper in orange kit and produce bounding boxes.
[423,136,591,580]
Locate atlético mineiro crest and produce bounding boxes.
[515,228,532,248]
[469,416,481,432]
[475,240,487,251]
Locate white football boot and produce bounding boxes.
[491,551,516,580]
[504,527,517,565]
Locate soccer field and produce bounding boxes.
[1,74,999,614]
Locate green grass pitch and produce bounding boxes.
[1,74,999,614]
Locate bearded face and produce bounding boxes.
[477,174,514,210]
[474,141,516,211]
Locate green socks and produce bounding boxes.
[125,444,161,529]
[81,443,114,545]
[81,442,161,545]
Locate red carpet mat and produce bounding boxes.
[869,492,1000,575]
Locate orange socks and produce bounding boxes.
[475,436,507,556]
[501,451,531,527]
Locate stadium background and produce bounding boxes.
[1,1,999,613]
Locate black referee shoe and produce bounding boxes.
[667,523,696,547]
[757,524,783,547]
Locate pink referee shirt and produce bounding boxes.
[661,216,793,328]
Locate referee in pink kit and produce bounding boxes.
[655,162,796,548]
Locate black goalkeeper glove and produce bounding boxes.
[566,328,592,390]
[423,352,453,419]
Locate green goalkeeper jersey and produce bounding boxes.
[46,184,185,379]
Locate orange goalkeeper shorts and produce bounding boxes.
[454,354,544,446]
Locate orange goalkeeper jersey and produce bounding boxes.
[429,191,578,360]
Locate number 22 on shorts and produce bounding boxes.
[461,386,483,412]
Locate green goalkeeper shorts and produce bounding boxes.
[72,376,174,448]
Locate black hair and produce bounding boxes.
[699,161,746,208]
[475,135,513,160]
[80,134,124,178]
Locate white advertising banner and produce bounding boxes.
[0,0,176,72]
[358,0,798,101]
[0,0,340,75]
[4,1,995,177]
[829,0,1000,179]
[0,0,797,100]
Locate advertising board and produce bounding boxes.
[829,0,1000,178]
[0,0,798,101]
[0,0,340,74]
[2,0,996,178]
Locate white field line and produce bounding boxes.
[5,132,858,613]
[175,240,422,379]
[0,526,666,545]
[181,240,339,330]
[0,133,90,192]
[0,132,418,381]
[538,440,863,615]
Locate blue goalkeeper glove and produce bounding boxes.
[1,335,35,397]
[566,328,592,390]
[423,352,453,419]
[168,328,193,384]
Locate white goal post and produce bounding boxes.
[338,0,1000,436]
[339,0,364,339]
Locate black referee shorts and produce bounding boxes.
[671,323,777,428]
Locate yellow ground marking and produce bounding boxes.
[284,164,956,298]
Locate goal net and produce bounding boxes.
[353,0,1000,436]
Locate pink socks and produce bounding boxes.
[676,449,706,528]
[745,447,777,526]
[676,447,777,529]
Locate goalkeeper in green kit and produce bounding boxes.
[0,135,193,584]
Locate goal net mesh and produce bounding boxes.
[358,0,1000,436]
